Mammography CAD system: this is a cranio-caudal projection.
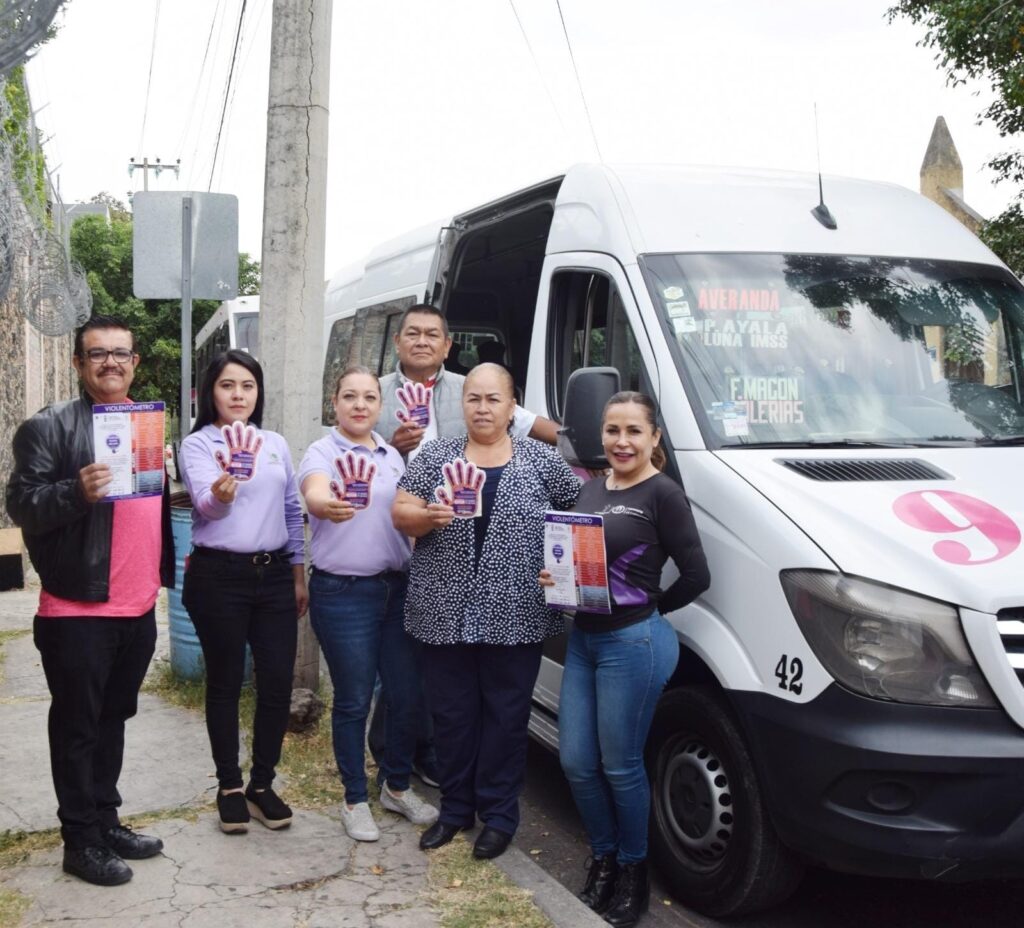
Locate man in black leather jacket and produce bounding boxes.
[6,315,174,887]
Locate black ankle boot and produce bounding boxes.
[602,859,649,928]
[578,854,618,913]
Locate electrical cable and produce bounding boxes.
[136,0,162,157]
[208,0,248,191]
[507,0,567,135]
[553,0,603,162]
[186,0,231,188]
[176,0,224,159]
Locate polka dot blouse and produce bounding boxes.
[399,435,582,645]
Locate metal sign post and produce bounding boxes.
[180,196,192,444]
[132,191,238,439]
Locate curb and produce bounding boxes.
[495,845,607,928]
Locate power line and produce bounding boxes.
[507,0,567,136]
[176,0,224,158]
[553,0,603,162]
[186,0,231,188]
[136,0,162,157]
[208,0,248,191]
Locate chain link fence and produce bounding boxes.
[0,64,92,336]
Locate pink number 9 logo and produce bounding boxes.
[893,490,1021,566]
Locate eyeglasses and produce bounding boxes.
[82,348,135,364]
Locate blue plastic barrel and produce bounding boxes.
[168,498,252,683]
[168,501,204,680]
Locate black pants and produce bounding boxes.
[422,641,543,836]
[182,550,297,790]
[367,641,436,772]
[33,610,157,849]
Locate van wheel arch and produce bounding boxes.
[646,685,804,917]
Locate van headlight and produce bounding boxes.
[780,570,997,708]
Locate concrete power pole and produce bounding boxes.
[259,0,332,691]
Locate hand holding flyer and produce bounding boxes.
[395,382,432,429]
[329,451,376,510]
[434,458,484,518]
[215,421,263,482]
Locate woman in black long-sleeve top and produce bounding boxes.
[541,391,710,928]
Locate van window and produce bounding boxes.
[549,271,643,418]
[641,253,1024,447]
[356,297,417,376]
[321,316,356,426]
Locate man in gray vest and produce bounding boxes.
[378,304,557,456]
[372,303,558,785]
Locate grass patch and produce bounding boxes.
[278,710,345,809]
[0,629,30,690]
[0,887,30,928]
[427,838,553,928]
[0,829,61,869]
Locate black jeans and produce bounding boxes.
[422,641,543,836]
[33,610,157,849]
[182,549,297,790]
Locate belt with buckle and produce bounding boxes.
[191,546,289,567]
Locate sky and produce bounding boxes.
[27,0,1016,277]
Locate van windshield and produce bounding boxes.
[640,253,1024,447]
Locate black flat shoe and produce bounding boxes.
[103,824,164,860]
[602,859,649,928]
[63,845,133,886]
[472,825,512,860]
[419,821,469,850]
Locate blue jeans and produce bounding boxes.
[559,613,679,864]
[309,570,419,804]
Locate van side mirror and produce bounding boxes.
[557,367,621,469]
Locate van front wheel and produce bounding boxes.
[646,687,803,917]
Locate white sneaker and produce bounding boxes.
[380,782,440,826]
[341,802,380,842]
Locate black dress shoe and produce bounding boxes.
[472,825,512,860]
[602,859,649,928]
[63,845,133,886]
[578,853,618,913]
[419,821,468,850]
[103,824,164,860]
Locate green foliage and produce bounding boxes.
[888,1,1024,275]
[2,66,47,217]
[69,210,261,414]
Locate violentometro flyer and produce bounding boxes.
[92,402,166,501]
[543,511,611,614]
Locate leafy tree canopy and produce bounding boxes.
[69,208,261,414]
[888,0,1024,275]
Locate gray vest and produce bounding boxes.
[378,364,467,445]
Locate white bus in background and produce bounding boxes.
[193,295,261,389]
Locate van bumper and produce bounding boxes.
[730,684,1024,880]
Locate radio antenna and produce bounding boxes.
[811,103,837,230]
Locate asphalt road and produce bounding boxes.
[518,741,1024,928]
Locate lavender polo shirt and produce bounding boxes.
[179,425,305,564]
[298,429,412,576]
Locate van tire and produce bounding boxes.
[646,686,803,916]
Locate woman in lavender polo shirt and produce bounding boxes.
[300,365,438,842]
[180,350,308,835]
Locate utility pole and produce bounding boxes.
[128,157,181,192]
[259,0,331,692]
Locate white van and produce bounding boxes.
[321,163,1024,916]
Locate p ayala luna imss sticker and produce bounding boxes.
[330,451,377,511]
[215,421,263,482]
[435,458,484,518]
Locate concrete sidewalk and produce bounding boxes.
[0,587,601,928]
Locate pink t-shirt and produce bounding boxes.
[37,495,163,618]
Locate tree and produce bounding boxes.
[69,210,261,415]
[889,0,1024,275]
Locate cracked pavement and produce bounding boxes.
[0,588,440,927]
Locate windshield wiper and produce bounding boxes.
[725,439,917,450]
[973,435,1024,446]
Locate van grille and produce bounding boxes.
[997,609,1024,687]
[777,459,952,482]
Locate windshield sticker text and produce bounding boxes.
[697,319,788,349]
[698,287,781,313]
